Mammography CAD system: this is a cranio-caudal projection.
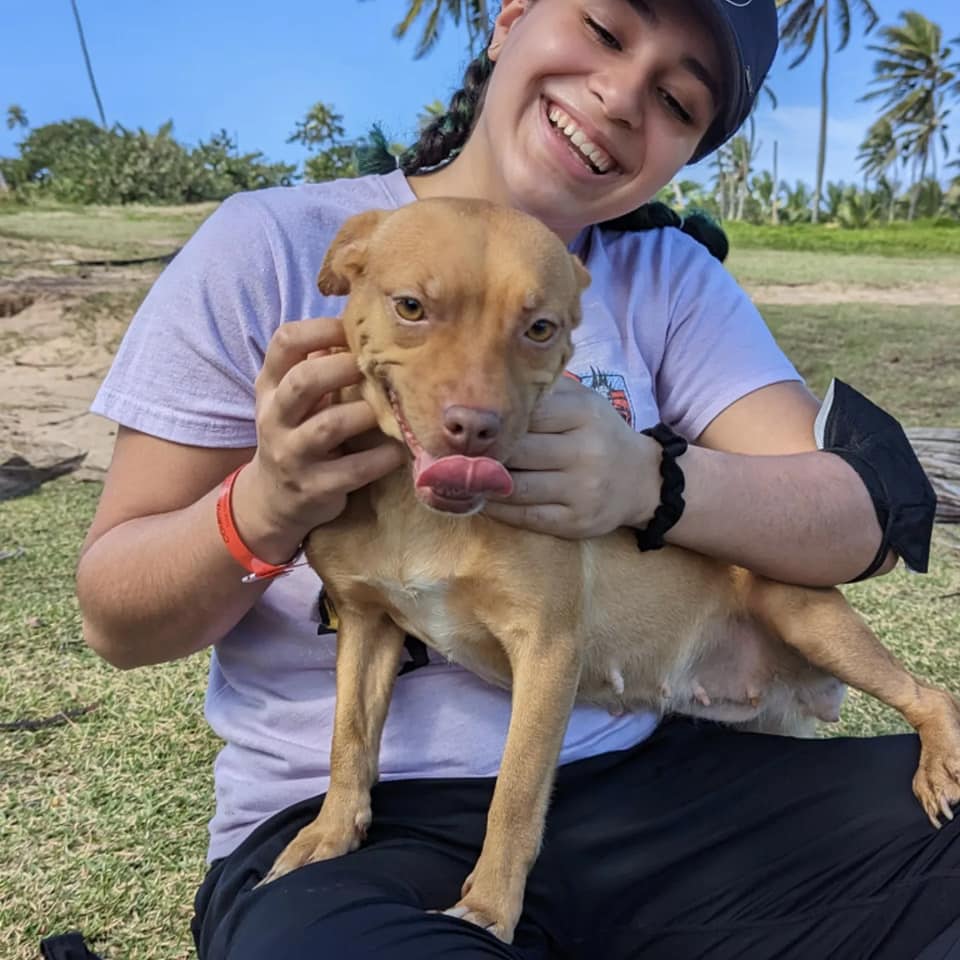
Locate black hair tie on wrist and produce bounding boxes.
[635,423,688,552]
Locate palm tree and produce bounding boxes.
[417,100,447,132]
[776,0,879,224]
[857,118,902,221]
[389,0,490,59]
[861,12,958,220]
[6,104,28,130]
[749,170,779,223]
[780,180,815,223]
[69,0,107,128]
[857,117,899,183]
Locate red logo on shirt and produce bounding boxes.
[564,369,635,427]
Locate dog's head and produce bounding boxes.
[319,197,590,515]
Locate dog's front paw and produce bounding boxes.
[441,871,521,944]
[258,800,370,887]
[443,898,516,944]
[913,691,960,828]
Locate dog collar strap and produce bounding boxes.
[216,466,301,583]
[635,423,688,552]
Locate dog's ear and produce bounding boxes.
[570,254,591,291]
[318,209,390,296]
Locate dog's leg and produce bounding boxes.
[444,634,582,943]
[260,609,406,884]
[750,578,960,827]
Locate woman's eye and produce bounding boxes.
[525,319,558,343]
[660,91,694,126]
[393,297,425,322]
[584,15,621,50]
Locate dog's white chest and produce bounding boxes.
[359,574,466,657]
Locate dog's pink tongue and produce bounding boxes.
[415,454,513,497]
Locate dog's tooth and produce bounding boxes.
[570,130,587,147]
[563,122,577,136]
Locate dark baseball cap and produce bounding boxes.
[689,0,779,163]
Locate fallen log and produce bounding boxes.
[907,427,960,524]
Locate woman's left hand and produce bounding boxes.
[483,377,661,539]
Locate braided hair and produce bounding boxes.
[357,42,728,262]
[357,46,494,177]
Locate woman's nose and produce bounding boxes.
[588,64,646,131]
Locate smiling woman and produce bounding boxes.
[75,1,960,958]
[409,0,736,239]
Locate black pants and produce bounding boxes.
[192,719,960,959]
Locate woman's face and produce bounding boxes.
[463,0,724,237]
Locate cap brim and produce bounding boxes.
[689,0,749,163]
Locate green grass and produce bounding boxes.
[727,246,960,290]
[725,219,960,257]
[0,202,217,260]
[762,303,960,426]
[1,481,216,960]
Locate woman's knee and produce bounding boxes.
[199,864,520,960]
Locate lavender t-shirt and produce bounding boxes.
[92,170,800,861]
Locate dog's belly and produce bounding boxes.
[359,573,514,689]
[576,617,843,732]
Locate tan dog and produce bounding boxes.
[262,197,960,942]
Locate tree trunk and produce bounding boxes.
[772,140,780,225]
[909,153,927,222]
[813,4,830,225]
[70,0,107,129]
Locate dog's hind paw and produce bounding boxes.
[913,748,960,829]
[913,760,960,829]
[913,691,960,829]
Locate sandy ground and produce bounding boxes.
[0,263,161,480]
[2,263,959,481]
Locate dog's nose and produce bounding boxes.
[442,406,501,456]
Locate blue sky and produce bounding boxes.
[2,0,958,190]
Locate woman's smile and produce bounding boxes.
[541,96,620,177]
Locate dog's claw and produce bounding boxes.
[443,903,509,940]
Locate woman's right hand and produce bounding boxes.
[230,317,406,563]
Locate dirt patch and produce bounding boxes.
[0,292,36,317]
[746,281,960,306]
[0,266,158,479]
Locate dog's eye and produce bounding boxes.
[525,319,558,343]
[393,297,426,322]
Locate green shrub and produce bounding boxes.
[0,119,296,205]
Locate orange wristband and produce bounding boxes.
[216,466,300,583]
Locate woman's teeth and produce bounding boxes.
[547,104,615,174]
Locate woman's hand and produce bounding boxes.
[231,318,406,562]
[483,377,661,539]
